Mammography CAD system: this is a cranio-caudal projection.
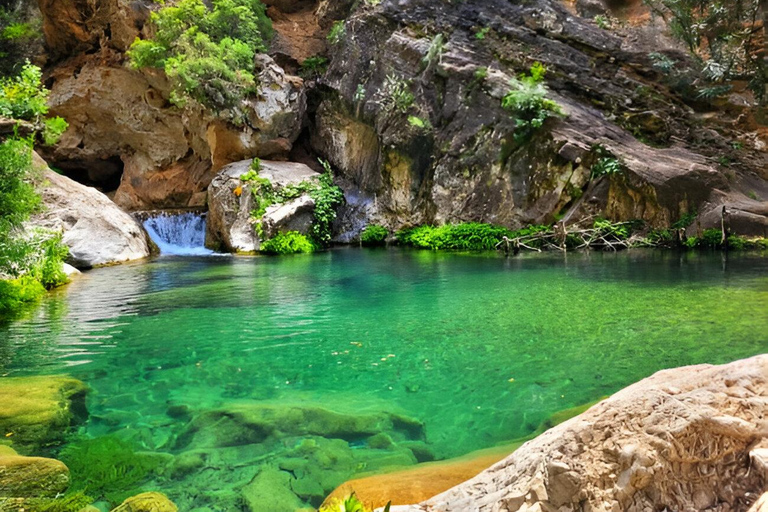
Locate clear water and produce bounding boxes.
[1,248,767,509]
[142,212,218,256]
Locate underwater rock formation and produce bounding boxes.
[29,153,150,268]
[0,447,70,499]
[0,375,87,454]
[392,354,768,512]
[109,492,178,512]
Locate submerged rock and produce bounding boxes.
[241,467,304,512]
[205,160,320,252]
[0,451,70,499]
[393,354,768,512]
[0,375,88,453]
[30,153,150,268]
[176,401,424,449]
[110,492,178,512]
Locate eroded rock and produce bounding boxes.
[392,355,768,512]
[30,153,150,268]
[110,492,178,512]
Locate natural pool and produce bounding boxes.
[1,248,767,510]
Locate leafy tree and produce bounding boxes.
[644,0,766,102]
[128,0,273,117]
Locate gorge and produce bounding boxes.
[0,0,767,510]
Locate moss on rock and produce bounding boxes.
[0,376,88,453]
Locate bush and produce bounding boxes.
[396,223,519,251]
[0,276,45,320]
[128,0,272,117]
[260,231,314,254]
[0,63,68,142]
[327,21,345,45]
[361,225,388,246]
[501,62,565,143]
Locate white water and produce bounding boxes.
[142,212,216,256]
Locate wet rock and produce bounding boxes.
[30,153,150,268]
[393,355,768,512]
[0,454,69,498]
[0,375,88,453]
[324,442,522,509]
[205,160,320,252]
[241,467,304,512]
[110,492,178,512]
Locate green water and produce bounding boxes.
[1,248,767,509]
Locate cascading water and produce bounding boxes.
[142,212,216,256]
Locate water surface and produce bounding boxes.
[1,248,767,508]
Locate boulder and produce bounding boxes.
[392,354,768,512]
[0,453,69,498]
[241,467,304,512]
[205,160,320,253]
[30,154,150,268]
[110,492,178,512]
[0,375,88,453]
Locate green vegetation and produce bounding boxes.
[381,74,414,114]
[21,490,94,512]
[594,14,611,29]
[0,5,42,76]
[396,223,525,251]
[590,156,622,180]
[260,231,314,254]
[360,224,388,246]
[474,27,490,40]
[644,0,765,102]
[0,64,70,320]
[407,115,431,131]
[243,159,344,251]
[501,62,565,143]
[128,0,273,118]
[319,494,390,512]
[327,21,346,45]
[421,33,446,71]
[300,56,329,78]
[59,436,162,507]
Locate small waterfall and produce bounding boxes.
[142,212,216,256]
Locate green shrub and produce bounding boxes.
[0,276,45,320]
[260,231,314,254]
[590,157,622,179]
[361,225,388,246]
[501,62,565,143]
[59,436,162,507]
[319,494,390,512]
[0,62,48,120]
[128,0,272,117]
[381,74,414,114]
[396,223,520,251]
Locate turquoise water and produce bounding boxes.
[1,248,767,509]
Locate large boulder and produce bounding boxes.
[392,354,768,512]
[30,153,150,268]
[205,160,320,252]
[0,375,88,454]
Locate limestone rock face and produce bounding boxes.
[392,355,768,512]
[44,51,305,211]
[31,154,150,268]
[0,452,70,499]
[110,492,178,512]
[205,159,319,252]
[315,0,768,236]
[0,375,88,454]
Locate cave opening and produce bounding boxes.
[53,156,125,195]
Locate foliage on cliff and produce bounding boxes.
[128,0,273,118]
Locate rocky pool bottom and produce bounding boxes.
[0,248,767,511]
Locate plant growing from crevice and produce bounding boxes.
[327,20,346,45]
[501,62,565,143]
[300,56,329,78]
[380,74,414,114]
[421,33,446,72]
[260,231,314,254]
